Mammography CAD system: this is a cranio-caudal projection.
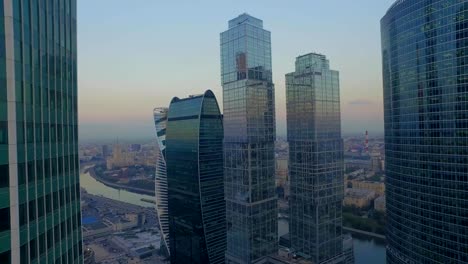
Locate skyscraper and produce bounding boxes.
[153,107,170,256]
[221,13,277,263]
[381,1,468,263]
[286,53,344,263]
[0,1,81,263]
[165,90,226,264]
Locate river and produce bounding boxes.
[80,171,155,207]
[278,219,386,263]
[80,172,386,263]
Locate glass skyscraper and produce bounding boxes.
[382,1,468,263]
[286,53,344,264]
[221,13,277,263]
[0,0,81,263]
[165,90,226,264]
[153,107,170,256]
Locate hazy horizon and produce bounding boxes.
[78,0,394,142]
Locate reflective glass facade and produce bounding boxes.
[381,1,468,263]
[0,0,81,263]
[166,90,226,264]
[286,53,344,263]
[221,13,277,263]
[153,107,170,256]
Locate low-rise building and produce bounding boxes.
[344,188,376,208]
[110,229,161,259]
[349,180,385,196]
[374,195,386,212]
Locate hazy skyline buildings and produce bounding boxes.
[382,0,468,263]
[153,107,170,256]
[165,91,226,264]
[0,0,82,263]
[286,53,344,263]
[222,14,278,263]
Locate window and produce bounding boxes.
[28,200,36,221]
[20,244,28,264]
[0,251,10,264]
[19,203,27,226]
[0,207,10,232]
[29,238,37,260]
[0,121,7,144]
[45,194,51,214]
[17,163,25,185]
[47,229,53,249]
[0,164,8,188]
[38,196,44,218]
[39,233,45,255]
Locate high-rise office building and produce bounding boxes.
[153,107,170,256]
[166,90,226,264]
[221,13,277,263]
[286,53,344,263]
[0,1,81,263]
[101,145,110,158]
[381,1,468,263]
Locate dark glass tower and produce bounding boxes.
[382,1,468,263]
[166,90,226,264]
[286,53,344,263]
[0,0,81,263]
[153,107,170,256]
[221,13,277,263]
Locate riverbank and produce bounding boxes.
[86,167,155,196]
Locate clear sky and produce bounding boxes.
[78,0,396,142]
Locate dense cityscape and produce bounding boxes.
[78,134,386,263]
[0,0,467,264]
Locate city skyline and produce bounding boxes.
[1,0,465,263]
[77,0,395,142]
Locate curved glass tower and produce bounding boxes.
[221,14,277,263]
[286,53,344,263]
[166,90,226,264]
[382,1,468,263]
[153,107,170,256]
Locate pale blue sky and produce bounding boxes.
[78,0,395,142]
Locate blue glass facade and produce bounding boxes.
[286,53,344,263]
[153,107,170,256]
[166,90,226,264]
[221,13,277,263]
[382,1,468,263]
